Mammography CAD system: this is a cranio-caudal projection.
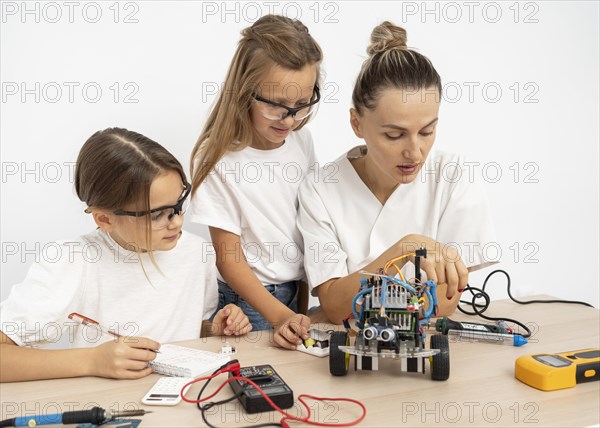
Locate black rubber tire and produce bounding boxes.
[430,334,450,381]
[329,331,350,376]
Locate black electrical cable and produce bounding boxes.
[458,269,595,338]
[196,362,281,428]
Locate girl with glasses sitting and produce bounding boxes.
[0,128,251,382]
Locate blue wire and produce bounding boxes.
[352,277,439,340]
[421,280,438,321]
[422,289,434,319]
[416,280,438,340]
[352,288,372,321]
[418,319,428,339]
[386,276,417,294]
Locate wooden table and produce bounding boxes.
[1,295,599,427]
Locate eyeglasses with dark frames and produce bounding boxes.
[253,86,321,121]
[112,182,192,230]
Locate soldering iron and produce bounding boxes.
[0,407,151,427]
[435,316,528,346]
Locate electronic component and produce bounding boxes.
[331,249,450,380]
[515,348,600,391]
[220,342,236,354]
[228,365,294,413]
[142,377,192,406]
[297,328,331,357]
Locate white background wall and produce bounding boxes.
[1,1,598,309]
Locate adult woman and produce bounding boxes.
[298,22,496,324]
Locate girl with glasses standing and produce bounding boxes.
[190,15,322,349]
[0,128,251,382]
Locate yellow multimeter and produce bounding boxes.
[515,348,600,391]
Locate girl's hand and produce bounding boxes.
[273,313,311,350]
[89,336,160,379]
[212,304,253,336]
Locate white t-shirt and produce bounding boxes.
[0,229,217,348]
[297,146,497,294]
[189,128,316,285]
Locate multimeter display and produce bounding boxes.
[534,355,571,367]
[515,348,600,391]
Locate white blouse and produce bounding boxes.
[298,146,497,294]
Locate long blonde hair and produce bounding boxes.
[190,15,323,195]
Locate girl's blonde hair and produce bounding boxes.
[75,127,186,271]
[190,14,323,195]
[353,21,442,114]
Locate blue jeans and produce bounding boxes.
[215,279,298,331]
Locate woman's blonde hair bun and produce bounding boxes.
[367,21,408,55]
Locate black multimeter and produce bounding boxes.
[229,364,294,413]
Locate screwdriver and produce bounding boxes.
[0,407,152,427]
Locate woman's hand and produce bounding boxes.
[89,336,160,379]
[211,304,253,336]
[399,234,468,314]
